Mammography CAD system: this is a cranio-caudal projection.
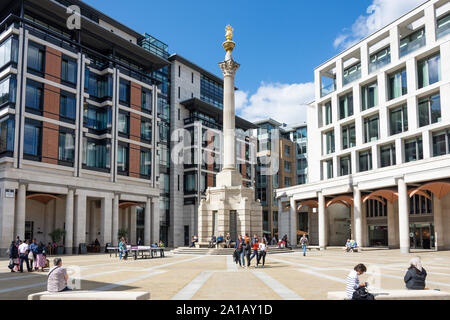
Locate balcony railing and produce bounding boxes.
[400,30,425,57]
[321,82,336,97]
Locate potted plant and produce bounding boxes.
[118,228,128,241]
[48,228,66,255]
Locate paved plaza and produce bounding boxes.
[1,249,450,300]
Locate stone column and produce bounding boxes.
[129,206,137,245]
[15,183,26,240]
[64,189,74,254]
[387,201,396,248]
[353,186,362,247]
[398,178,410,254]
[0,184,15,254]
[289,197,297,247]
[144,198,151,246]
[100,196,112,247]
[112,194,119,246]
[44,200,55,244]
[318,191,326,250]
[433,196,444,251]
[74,192,86,253]
[152,198,160,243]
[89,200,96,243]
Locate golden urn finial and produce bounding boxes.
[222,25,236,59]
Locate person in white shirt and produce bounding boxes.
[18,240,32,273]
[256,238,268,268]
[346,263,367,299]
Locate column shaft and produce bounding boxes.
[353,186,362,246]
[318,192,326,250]
[289,197,297,247]
[74,193,86,253]
[129,206,137,245]
[144,198,151,246]
[101,197,112,246]
[15,184,26,240]
[112,194,119,246]
[64,189,74,254]
[433,196,444,250]
[152,199,160,243]
[398,178,410,254]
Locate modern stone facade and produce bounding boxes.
[276,0,450,252]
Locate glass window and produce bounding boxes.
[324,101,332,125]
[60,92,76,122]
[400,28,425,57]
[83,105,112,131]
[389,104,408,135]
[27,42,44,73]
[0,36,19,70]
[369,47,391,73]
[380,144,396,168]
[339,92,353,119]
[326,159,333,179]
[284,160,291,173]
[82,138,111,169]
[0,116,15,156]
[61,56,77,84]
[418,93,441,127]
[58,131,75,163]
[200,75,223,109]
[25,81,43,111]
[0,75,17,107]
[343,63,361,86]
[432,130,449,157]
[388,68,407,100]
[340,155,351,176]
[404,137,423,163]
[23,121,41,157]
[86,71,113,100]
[140,149,151,177]
[418,53,441,89]
[141,89,152,113]
[184,173,197,193]
[437,13,450,39]
[118,112,129,135]
[140,119,152,142]
[364,114,379,143]
[361,82,378,111]
[342,123,356,149]
[284,177,291,187]
[117,144,129,173]
[297,158,307,171]
[119,79,130,105]
[325,130,335,154]
[359,150,372,172]
[284,145,291,157]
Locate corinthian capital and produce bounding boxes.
[218,59,240,77]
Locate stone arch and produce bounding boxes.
[362,189,398,204]
[409,181,450,200]
[297,199,318,211]
[26,193,64,204]
[326,195,353,208]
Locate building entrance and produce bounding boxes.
[368,225,388,246]
[410,223,435,249]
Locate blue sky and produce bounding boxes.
[84,0,426,125]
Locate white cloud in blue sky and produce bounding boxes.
[334,0,427,50]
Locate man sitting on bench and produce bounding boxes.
[208,234,216,248]
[216,234,224,247]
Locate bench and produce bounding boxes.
[106,246,165,259]
[327,289,450,300]
[28,290,150,300]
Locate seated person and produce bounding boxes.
[47,258,71,293]
[151,243,158,248]
[345,239,352,252]
[94,238,100,247]
[404,257,427,290]
[208,235,216,248]
[159,240,164,247]
[225,233,232,248]
[216,234,224,245]
[350,240,358,252]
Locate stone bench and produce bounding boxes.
[28,290,150,300]
[327,289,450,300]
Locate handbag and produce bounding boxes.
[352,286,375,300]
[28,251,34,260]
[8,259,14,270]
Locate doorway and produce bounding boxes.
[409,223,435,249]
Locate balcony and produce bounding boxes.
[321,82,336,97]
[343,63,361,86]
[400,28,425,57]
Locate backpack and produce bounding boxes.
[352,286,375,300]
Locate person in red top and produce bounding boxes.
[249,236,259,267]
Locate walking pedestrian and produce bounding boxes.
[35,242,46,272]
[29,239,38,271]
[244,238,252,268]
[235,235,245,267]
[249,236,259,267]
[8,241,19,272]
[257,238,268,268]
[119,237,128,260]
[300,234,308,256]
[18,240,32,272]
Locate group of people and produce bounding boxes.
[7,237,47,273]
[345,239,358,252]
[346,257,429,299]
[233,234,268,268]
[118,237,164,260]
[207,233,233,248]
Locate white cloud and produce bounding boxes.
[334,0,427,50]
[235,82,315,126]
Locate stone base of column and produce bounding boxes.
[320,246,326,251]
[400,246,410,254]
[216,169,242,187]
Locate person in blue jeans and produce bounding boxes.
[300,234,308,256]
[234,235,245,267]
